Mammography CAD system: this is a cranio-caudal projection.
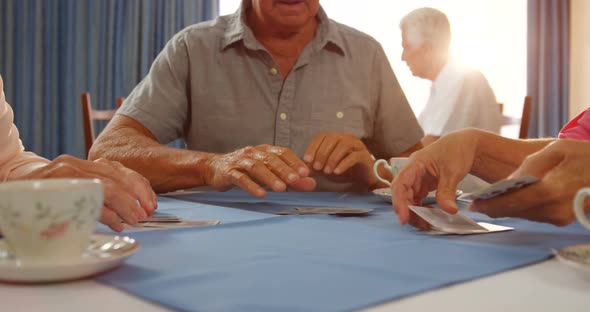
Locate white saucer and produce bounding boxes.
[554,243,590,274]
[0,233,139,283]
[372,188,463,205]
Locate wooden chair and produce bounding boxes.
[500,96,532,139]
[518,96,532,139]
[81,92,124,157]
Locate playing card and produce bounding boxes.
[131,220,220,229]
[460,176,539,201]
[138,220,220,228]
[139,216,182,223]
[408,205,513,235]
[277,207,374,216]
[139,215,182,223]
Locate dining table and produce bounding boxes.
[1,189,589,311]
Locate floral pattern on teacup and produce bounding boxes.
[40,221,70,240]
[0,196,100,240]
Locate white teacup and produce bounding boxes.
[574,187,590,230]
[373,157,410,186]
[0,179,103,264]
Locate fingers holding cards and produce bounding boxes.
[468,179,573,224]
[461,176,539,201]
[455,175,548,220]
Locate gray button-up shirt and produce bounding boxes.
[118,3,423,191]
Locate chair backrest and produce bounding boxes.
[81,92,124,157]
[499,96,532,139]
[518,96,532,139]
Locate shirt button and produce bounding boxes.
[270,68,279,76]
[336,111,344,119]
[279,113,288,121]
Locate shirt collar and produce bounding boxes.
[221,1,346,55]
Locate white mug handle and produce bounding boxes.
[373,159,392,186]
[574,187,590,230]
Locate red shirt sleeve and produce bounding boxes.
[559,107,590,141]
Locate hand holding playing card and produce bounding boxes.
[461,176,539,201]
[470,140,590,226]
[391,131,480,225]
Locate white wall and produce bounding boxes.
[569,0,590,119]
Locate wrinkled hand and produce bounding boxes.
[203,145,316,198]
[303,132,375,186]
[470,139,590,226]
[391,131,480,228]
[20,155,157,232]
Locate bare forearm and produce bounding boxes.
[89,127,214,193]
[469,129,554,182]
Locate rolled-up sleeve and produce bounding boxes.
[116,32,191,144]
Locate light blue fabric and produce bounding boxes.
[0,0,218,158]
[527,0,570,138]
[96,191,590,312]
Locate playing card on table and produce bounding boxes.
[460,176,539,201]
[408,205,513,235]
[137,220,220,229]
[139,215,183,223]
[130,214,220,230]
[277,207,374,216]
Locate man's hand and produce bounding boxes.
[470,139,590,226]
[20,155,157,232]
[303,132,376,186]
[203,145,316,198]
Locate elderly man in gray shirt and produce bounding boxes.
[91,0,424,197]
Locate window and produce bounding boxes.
[220,0,527,135]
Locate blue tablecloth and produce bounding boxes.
[97,191,590,312]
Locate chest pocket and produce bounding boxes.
[309,95,369,139]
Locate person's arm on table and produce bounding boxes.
[470,139,590,226]
[391,128,554,226]
[91,115,315,197]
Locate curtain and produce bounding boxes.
[527,0,569,138]
[0,0,218,159]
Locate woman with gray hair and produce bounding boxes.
[400,7,502,146]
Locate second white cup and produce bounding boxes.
[373,157,410,186]
[574,187,590,230]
